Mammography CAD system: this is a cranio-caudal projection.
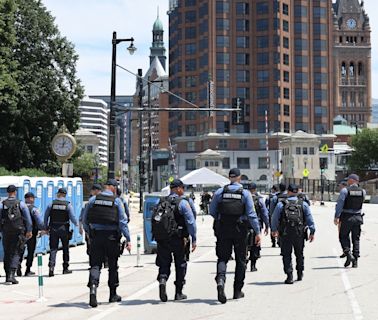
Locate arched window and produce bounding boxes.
[341,62,346,77]
[349,62,355,77]
[259,174,267,181]
[358,62,363,76]
[241,174,249,181]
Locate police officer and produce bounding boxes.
[116,187,130,223]
[266,185,278,247]
[0,185,32,284]
[272,184,315,284]
[270,183,287,248]
[200,191,212,215]
[44,187,78,277]
[19,192,45,276]
[80,184,103,256]
[334,174,365,268]
[246,183,269,272]
[155,179,197,302]
[337,179,348,258]
[82,179,131,308]
[210,169,261,304]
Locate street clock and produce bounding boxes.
[51,124,77,162]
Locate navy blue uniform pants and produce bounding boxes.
[281,232,305,274]
[156,237,187,289]
[3,232,23,274]
[49,224,70,269]
[215,227,248,290]
[20,230,37,269]
[339,214,362,258]
[88,230,120,289]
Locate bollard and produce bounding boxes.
[135,234,143,268]
[36,254,47,302]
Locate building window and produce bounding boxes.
[256,19,269,31]
[259,139,266,150]
[283,20,289,32]
[219,139,228,149]
[295,55,308,67]
[283,37,289,49]
[295,89,308,100]
[236,2,249,15]
[236,70,250,82]
[216,36,229,47]
[313,7,327,18]
[222,157,230,169]
[303,147,308,155]
[216,18,230,30]
[216,1,229,13]
[309,147,315,155]
[283,71,289,82]
[257,36,269,48]
[239,139,248,149]
[258,157,268,169]
[186,159,196,170]
[295,39,308,51]
[284,105,290,116]
[237,157,250,169]
[185,124,197,136]
[216,52,230,64]
[283,54,289,66]
[236,53,249,65]
[236,87,250,99]
[282,3,289,15]
[185,11,196,23]
[284,122,290,133]
[295,72,308,84]
[257,52,269,65]
[216,121,230,134]
[86,145,93,153]
[185,59,197,71]
[185,43,197,55]
[187,142,195,152]
[296,147,301,155]
[217,69,230,82]
[257,70,269,82]
[185,27,196,39]
[236,19,249,31]
[294,5,307,17]
[216,87,230,99]
[313,40,327,51]
[294,22,307,34]
[283,88,290,99]
[256,2,269,14]
[320,158,328,169]
[236,36,249,48]
[257,87,269,100]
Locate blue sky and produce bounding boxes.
[42,0,377,98]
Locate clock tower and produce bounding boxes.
[333,0,371,127]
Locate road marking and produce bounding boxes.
[333,248,363,320]
[88,245,215,320]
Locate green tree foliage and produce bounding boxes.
[0,0,84,172]
[73,152,96,178]
[349,128,378,171]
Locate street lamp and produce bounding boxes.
[108,31,136,180]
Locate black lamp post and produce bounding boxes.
[108,31,136,179]
[137,69,144,212]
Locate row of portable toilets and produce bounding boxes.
[0,176,84,261]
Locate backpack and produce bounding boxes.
[280,199,304,230]
[252,194,262,220]
[2,199,24,232]
[151,197,181,241]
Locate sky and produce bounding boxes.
[42,0,378,97]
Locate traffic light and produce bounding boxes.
[140,160,145,175]
[140,175,147,187]
[320,162,325,175]
[231,97,245,125]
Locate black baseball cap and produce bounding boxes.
[24,192,35,199]
[248,182,257,190]
[57,187,67,195]
[271,185,278,191]
[6,185,17,193]
[279,183,287,192]
[229,168,241,178]
[105,179,118,187]
[91,184,102,191]
[170,179,185,189]
[288,184,299,193]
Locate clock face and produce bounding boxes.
[346,18,357,29]
[52,135,75,158]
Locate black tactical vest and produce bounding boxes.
[2,198,24,232]
[87,193,118,225]
[170,196,189,237]
[219,185,245,219]
[343,185,364,211]
[50,200,69,225]
[252,194,262,222]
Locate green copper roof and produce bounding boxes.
[153,17,163,31]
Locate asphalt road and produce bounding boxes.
[0,201,377,320]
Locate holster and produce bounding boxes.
[119,239,126,256]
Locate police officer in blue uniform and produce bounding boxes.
[19,192,45,276]
[210,168,261,304]
[155,179,197,302]
[44,187,78,277]
[246,183,269,272]
[266,185,278,247]
[334,174,365,268]
[116,187,130,222]
[0,185,33,284]
[272,184,315,284]
[82,179,131,308]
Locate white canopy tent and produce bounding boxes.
[161,167,229,194]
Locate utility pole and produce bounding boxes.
[138,68,144,212]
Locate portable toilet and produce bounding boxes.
[143,194,160,254]
[72,178,84,244]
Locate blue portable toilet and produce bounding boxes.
[143,194,160,254]
[32,178,46,254]
[43,179,56,252]
[73,179,84,244]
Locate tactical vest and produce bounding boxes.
[2,198,24,232]
[171,196,189,237]
[252,194,262,222]
[87,193,118,225]
[343,185,364,211]
[218,185,245,219]
[50,200,69,225]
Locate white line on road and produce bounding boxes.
[333,248,364,320]
[88,245,215,320]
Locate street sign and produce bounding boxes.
[168,176,174,183]
[303,168,310,177]
[321,144,329,153]
[274,171,281,177]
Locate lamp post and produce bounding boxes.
[138,69,144,212]
[108,31,136,179]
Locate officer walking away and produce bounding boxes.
[334,174,365,268]
[44,187,78,277]
[79,184,102,256]
[116,187,130,223]
[266,185,278,247]
[19,192,45,276]
[337,179,348,258]
[0,185,32,284]
[210,169,261,304]
[271,184,315,284]
[246,183,269,272]
[152,179,197,302]
[200,191,212,215]
[82,179,131,308]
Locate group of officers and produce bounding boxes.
[0,168,366,306]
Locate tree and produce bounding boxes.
[0,0,84,172]
[349,128,378,172]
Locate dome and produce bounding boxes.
[153,17,164,31]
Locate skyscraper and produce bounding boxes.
[168,0,335,180]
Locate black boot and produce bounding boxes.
[109,288,122,303]
[250,260,257,272]
[216,278,227,304]
[174,286,187,301]
[352,256,358,268]
[24,268,35,276]
[17,266,22,277]
[48,267,54,277]
[233,289,245,299]
[8,270,19,285]
[159,278,168,302]
[344,252,356,267]
[284,273,294,284]
[339,252,346,258]
[297,271,303,281]
[89,285,98,308]
[63,268,72,274]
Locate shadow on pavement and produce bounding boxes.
[120,299,159,306]
[191,260,216,264]
[50,302,91,309]
[175,298,218,305]
[248,281,283,286]
[312,256,338,259]
[312,266,344,270]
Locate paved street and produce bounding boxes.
[1,201,377,320]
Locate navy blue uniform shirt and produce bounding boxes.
[335,184,366,218]
[44,196,78,227]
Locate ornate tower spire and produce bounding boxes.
[150,8,166,71]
